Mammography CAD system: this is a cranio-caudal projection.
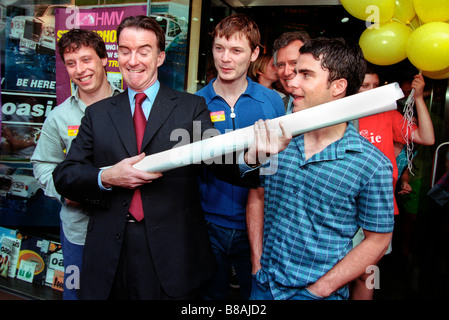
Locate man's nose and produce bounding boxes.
[286,74,299,89]
[128,52,139,66]
[221,50,231,62]
[76,62,86,74]
[285,64,295,77]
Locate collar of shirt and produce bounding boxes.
[201,77,266,105]
[128,80,160,120]
[71,86,87,113]
[286,95,294,115]
[293,122,364,166]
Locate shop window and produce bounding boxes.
[0,0,191,299]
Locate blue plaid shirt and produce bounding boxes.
[257,123,394,300]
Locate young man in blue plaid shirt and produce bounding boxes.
[247,38,395,300]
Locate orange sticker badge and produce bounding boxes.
[210,111,225,122]
[68,125,79,136]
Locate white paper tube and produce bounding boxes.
[132,82,404,172]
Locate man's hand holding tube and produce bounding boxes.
[101,153,163,189]
[244,119,292,167]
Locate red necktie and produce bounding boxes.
[129,92,147,221]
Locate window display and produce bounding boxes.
[0,0,191,298]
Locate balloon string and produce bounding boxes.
[401,71,422,175]
[402,87,415,175]
[391,16,421,31]
[391,18,410,28]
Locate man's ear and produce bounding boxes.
[157,51,166,67]
[250,45,260,63]
[331,78,347,97]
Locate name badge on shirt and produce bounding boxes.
[68,125,79,137]
[210,110,225,122]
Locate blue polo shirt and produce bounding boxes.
[257,123,394,299]
[196,77,284,229]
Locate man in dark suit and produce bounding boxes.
[52,15,291,300]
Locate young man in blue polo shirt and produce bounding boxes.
[247,38,395,300]
[196,13,285,300]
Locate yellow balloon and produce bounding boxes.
[407,22,449,71]
[422,66,449,79]
[341,0,395,23]
[359,21,413,65]
[413,0,449,23]
[393,0,416,24]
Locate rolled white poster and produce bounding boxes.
[133,82,404,173]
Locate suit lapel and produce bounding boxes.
[141,84,177,152]
[108,91,138,157]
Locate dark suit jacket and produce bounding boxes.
[53,84,221,299]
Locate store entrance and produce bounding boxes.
[199,0,449,301]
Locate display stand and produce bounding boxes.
[0,277,62,300]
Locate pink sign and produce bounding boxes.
[55,5,147,105]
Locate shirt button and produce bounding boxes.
[115,233,121,240]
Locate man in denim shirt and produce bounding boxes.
[247,38,394,300]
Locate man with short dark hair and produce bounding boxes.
[31,28,121,300]
[247,38,394,300]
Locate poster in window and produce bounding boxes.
[151,0,190,91]
[54,4,147,105]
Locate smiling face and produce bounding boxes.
[276,40,304,94]
[63,45,108,95]
[213,33,259,83]
[117,27,166,92]
[287,53,346,113]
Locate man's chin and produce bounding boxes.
[292,104,307,113]
[75,83,92,93]
[280,81,293,94]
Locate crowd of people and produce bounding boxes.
[30,13,435,300]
